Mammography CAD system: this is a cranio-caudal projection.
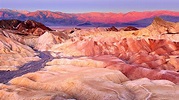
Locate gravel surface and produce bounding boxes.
[0,51,52,84]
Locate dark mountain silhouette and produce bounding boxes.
[77,22,92,26]
[0,19,52,36]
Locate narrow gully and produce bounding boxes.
[0,51,53,84]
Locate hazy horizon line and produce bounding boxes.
[0,8,178,14]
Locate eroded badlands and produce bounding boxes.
[0,18,179,100]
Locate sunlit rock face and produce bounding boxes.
[35,31,70,51]
[0,33,40,71]
[49,36,179,72]
[134,17,179,38]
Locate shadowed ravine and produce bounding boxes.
[0,51,52,84]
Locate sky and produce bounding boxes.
[0,0,178,13]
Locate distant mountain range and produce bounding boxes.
[0,9,179,27]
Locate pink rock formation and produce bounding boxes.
[50,37,179,71]
[47,55,179,84]
[35,31,69,51]
[47,21,179,84]
[0,18,178,100]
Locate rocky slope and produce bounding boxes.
[0,30,40,71]
[134,17,179,36]
[0,18,178,99]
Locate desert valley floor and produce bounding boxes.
[0,17,179,100]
